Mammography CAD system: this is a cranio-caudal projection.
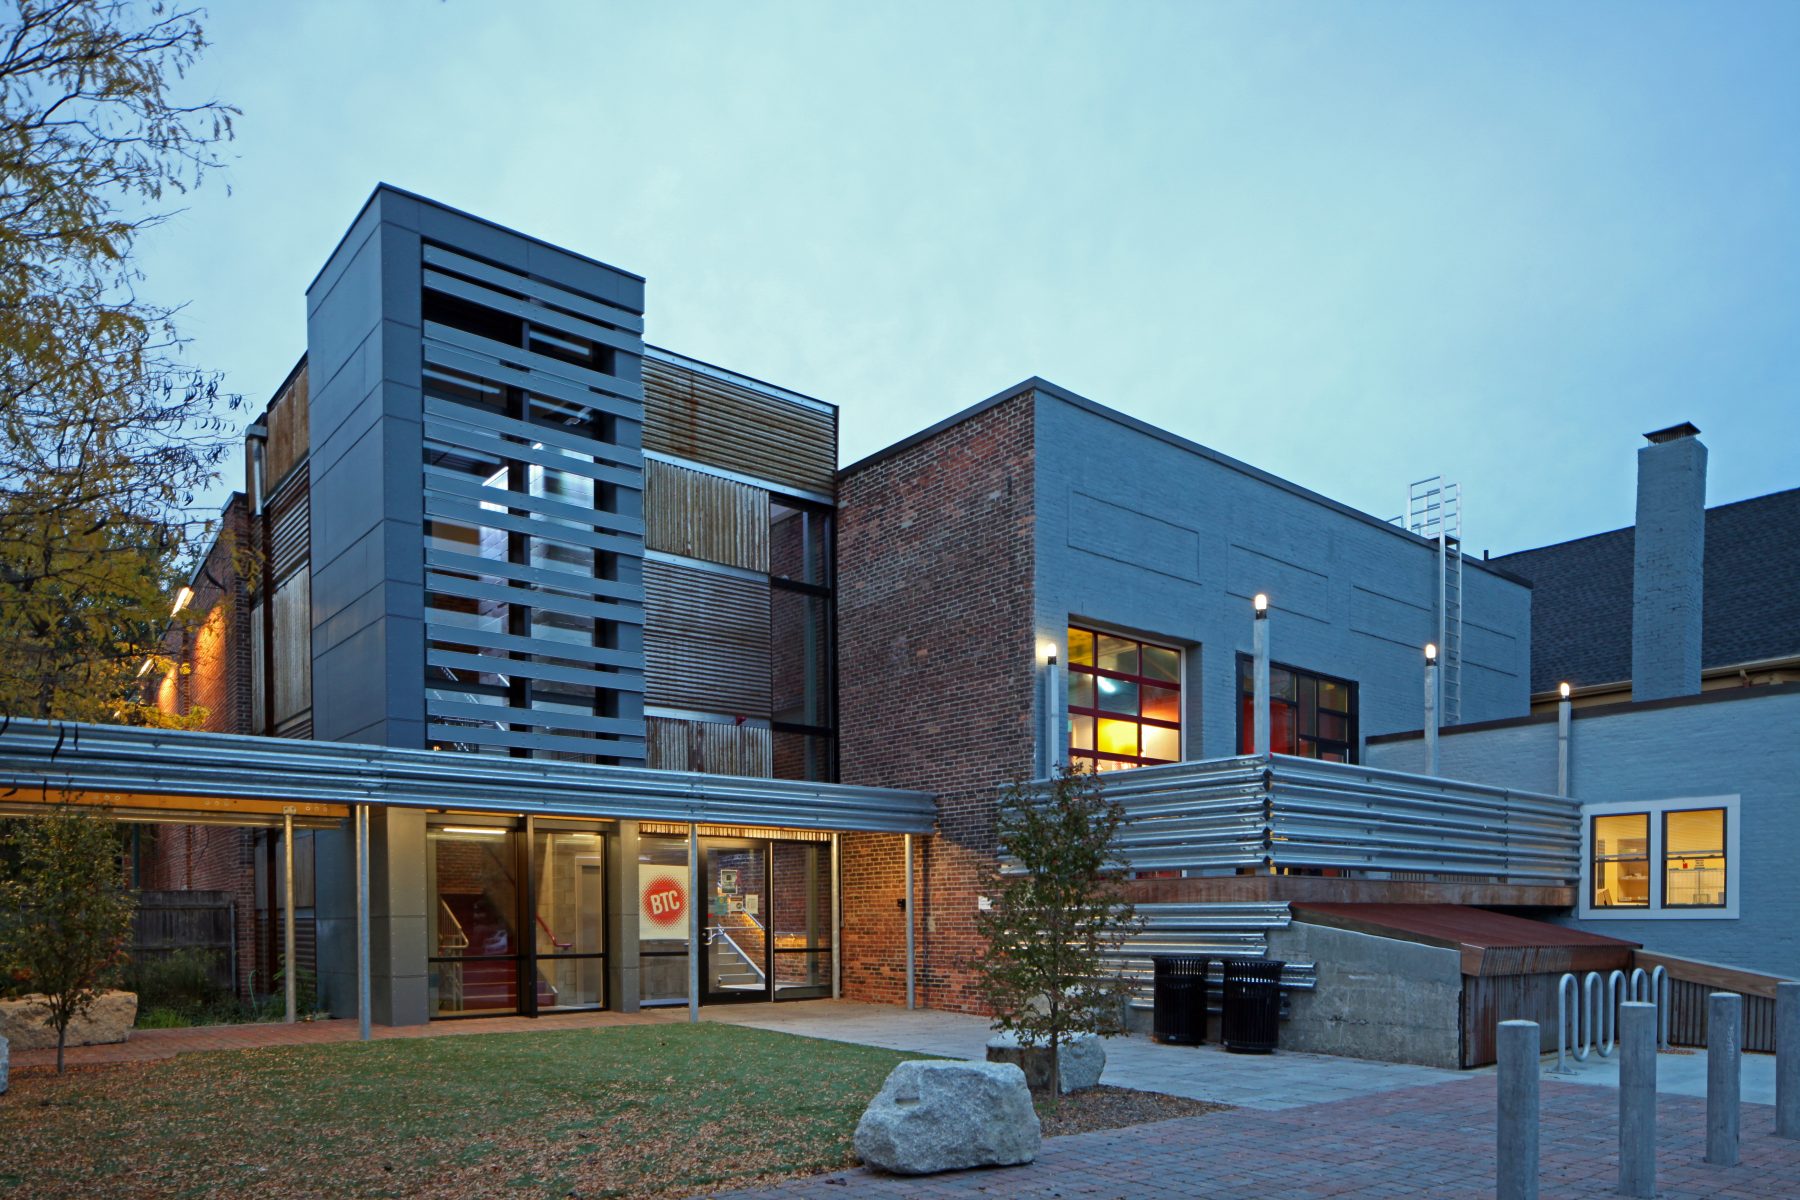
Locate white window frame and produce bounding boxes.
[1577,794,1740,921]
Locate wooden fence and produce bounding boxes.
[132,890,236,990]
[1637,949,1784,1053]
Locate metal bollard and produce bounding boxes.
[1618,1002,1656,1198]
[1778,981,1799,1139]
[1497,1019,1539,1200]
[1706,992,1741,1167]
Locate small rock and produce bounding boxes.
[985,1029,1107,1093]
[854,1060,1041,1175]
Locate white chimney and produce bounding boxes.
[1631,422,1706,701]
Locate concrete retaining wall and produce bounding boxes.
[1265,921,1464,1068]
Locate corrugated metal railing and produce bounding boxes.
[1053,753,1581,884]
[1106,901,1316,1007]
[0,718,936,834]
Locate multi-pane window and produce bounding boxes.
[1591,812,1650,908]
[1067,626,1181,772]
[1585,802,1734,916]
[1235,657,1357,762]
[1662,808,1727,908]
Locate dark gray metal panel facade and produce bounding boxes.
[305,185,650,763]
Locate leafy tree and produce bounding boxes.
[0,1,240,720]
[974,762,1141,1096]
[0,803,137,1072]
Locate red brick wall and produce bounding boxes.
[139,495,263,995]
[836,392,1037,1012]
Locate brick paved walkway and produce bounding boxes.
[705,1078,1800,1200]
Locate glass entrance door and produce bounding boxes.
[704,843,770,1003]
[532,828,605,1011]
[428,824,522,1016]
[771,841,832,999]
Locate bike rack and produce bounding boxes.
[1554,964,1669,1072]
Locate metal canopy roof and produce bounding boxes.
[0,718,936,835]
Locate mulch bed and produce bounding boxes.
[1035,1084,1229,1137]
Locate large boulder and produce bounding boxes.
[985,1029,1106,1093]
[855,1060,1041,1175]
[0,991,138,1051]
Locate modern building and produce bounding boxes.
[4,185,1793,1066]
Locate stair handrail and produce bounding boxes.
[706,923,768,985]
[438,897,469,954]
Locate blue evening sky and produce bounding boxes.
[144,1,1799,556]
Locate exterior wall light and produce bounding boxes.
[1425,642,1438,663]
[1559,681,1572,699]
[1253,592,1269,618]
[171,586,194,616]
[1039,640,1059,665]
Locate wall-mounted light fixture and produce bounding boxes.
[1425,642,1438,663]
[171,586,194,616]
[1253,592,1269,618]
[1559,681,1571,700]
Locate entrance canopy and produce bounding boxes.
[0,718,936,833]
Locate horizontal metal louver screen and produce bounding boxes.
[645,716,773,777]
[644,458,769,572]
[267,464,310,583]
[643,559,771,716]
[644,357,835,496]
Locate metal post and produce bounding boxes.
[1556,695,1572,796]
[1618,1001,1656,1198]
[1497,1019,1539,1200]
[904,832,916,1011]
[830,833,842,1000]
[1779,981,1800,1138]
[688,822,700,1025]
[1707,992,1741,1166]
[355,804,370,1042]
[1252,604,1270,757]
[1424,658,1439,776]
[283,809,296,1024]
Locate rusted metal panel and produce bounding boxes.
[644,458,770,572]
[645,716,773,777]
[1460,972,1567,1068]
[1292,903,1636,977]
[643,559,771,716]
[265,361,309,492]
[271,566,311,724]
[643,356,835,497]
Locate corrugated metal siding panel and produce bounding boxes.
[645,716,773,777]
[643,358,835,496]
[644,458,769,571]
[267,464,310,583]
[643,559,771,715]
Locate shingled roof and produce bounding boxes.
[1491,488,1800,694]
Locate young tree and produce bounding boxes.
[974,762,1141,1096]
[0,1,240,719]
[0,803,137,1073]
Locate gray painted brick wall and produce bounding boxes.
[1031,391,1532,761]
[1368,688,1800,979]
[1632,434,1707,701]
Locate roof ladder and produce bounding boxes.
[1408,477,1464,726]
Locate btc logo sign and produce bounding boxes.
[644,875,686,927]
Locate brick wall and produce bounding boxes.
[836,392,1037,1012]
[138,496,264,996]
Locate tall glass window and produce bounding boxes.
[1591,812,1650,908]
[1235,656,1357,762]
[532,827,606,1010]
[638,836,691,1006]
[427,824,521,1016]
[1067,626,1182,772]
[771,500,836,781]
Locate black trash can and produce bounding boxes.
[1152,955,1209,1045]
[1220,959,1285,1054]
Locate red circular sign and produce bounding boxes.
[644,876,686,927]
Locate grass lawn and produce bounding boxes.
[0,1023,924,1199]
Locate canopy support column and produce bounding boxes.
[904,832,916,1011]
[283,808,296,1024]
[356,804,371,1042]
[688,822,700,1024]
